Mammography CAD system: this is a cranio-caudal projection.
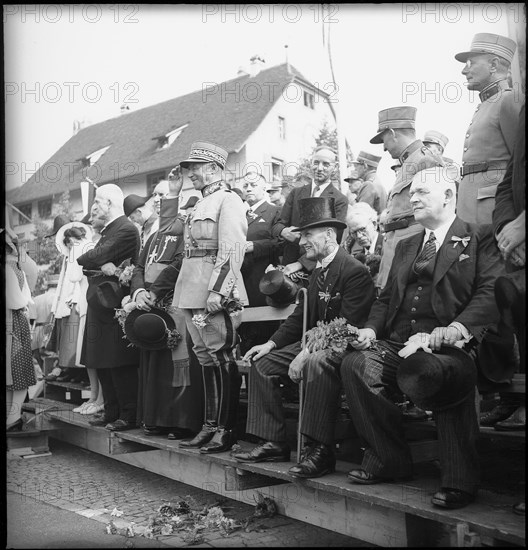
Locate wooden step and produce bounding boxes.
[34,396,525,547]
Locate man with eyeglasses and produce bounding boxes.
[274,146,348,280]
[455,33,522,225]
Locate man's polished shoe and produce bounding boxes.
[179,421,217,448]
[233,441,291,463]
[494,405,526,431]
[167,428,192,441]
[105,419,136,432]
[347,469,412,485]
[199,428,236,454]
[480,404,518,427]
[288,443,335,478]
[143,425,165,436]
[432,488,475,509]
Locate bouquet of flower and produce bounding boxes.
[305,317,360,354]
[191,287,244,329]
[114,263,135,286]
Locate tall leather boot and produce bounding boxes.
[180,365,219,448]
[200,363,241,454]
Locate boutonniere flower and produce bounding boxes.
[246,210,258,221]
[451,235,471,248]
[318,291,331,302]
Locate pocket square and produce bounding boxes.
[459,254,470,262]
[258,219,266,222]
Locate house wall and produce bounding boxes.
[244,82,335,181]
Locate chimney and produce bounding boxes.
[249,55,265,77]
[120,104,131,115]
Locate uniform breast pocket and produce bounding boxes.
[191,208,218,241]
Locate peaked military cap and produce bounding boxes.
[423,130,449,150]
[357,151,382,168]
[370,106,417,144]
[180,141,228,170]
[455,33,516,64]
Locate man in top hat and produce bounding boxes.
[233,197,375,478]
[370,106,444,291]
[77,183,140,432]
[356,151,387,215]
[343,164,377,209]
[339,166,504,509]
[455,32,523,224]
[173,141,249,454]
[274,146,349,279]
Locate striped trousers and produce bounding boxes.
[341,340,480,495]
[246,343,345,445]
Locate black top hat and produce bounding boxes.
[292,197,347,232]
[124,307,176,350]
[397,345,476,411]
[181,195,200,210]
[259,270,300,308]
[45,215,72,238]
[91,280,127,310]
[124,194,149,217]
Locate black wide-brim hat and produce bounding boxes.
[45,214,72,238]
[259,270,300,308]
[397,345,476,411]
[124,306,176,350]
[292,197,347,232]
[94,281,127,310]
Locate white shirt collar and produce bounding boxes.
[312,181,331,196]
[249,199,266,212]
[316,245,339,270]
[423,214,457,249]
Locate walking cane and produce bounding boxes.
[295,286,308,463]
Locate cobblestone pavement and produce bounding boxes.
[7,439,371,548]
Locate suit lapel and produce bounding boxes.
[433,217,470,286]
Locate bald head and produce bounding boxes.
[409,166,458,229]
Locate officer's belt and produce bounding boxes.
[184,248,217,259]
[384,216,417,233]
[461,161,509,177]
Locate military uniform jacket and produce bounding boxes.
[366,218,502,343]
[365,171,387,214]
[173,184,248,308]
[269,247,375,349]
[458,80,523,224]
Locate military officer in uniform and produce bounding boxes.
[455,33,522,224]
[423,130,449,158]
[356,151,387,215]
[369,106,444,290]
[343,164,377,209]
[173,141,249,454]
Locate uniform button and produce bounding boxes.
[414,296,419,301]
[411,307,416,312]
[469,121,473,125]
[411,320,416,324]
[418,286,422,291]
[466,133,470,138]
[464,147,468,152]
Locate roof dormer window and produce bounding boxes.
[154,124,189,151]
[78,145,110,167]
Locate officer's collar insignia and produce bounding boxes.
[479,78,509,102]
[201,180,226,198]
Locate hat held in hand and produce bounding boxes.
[397,345,476,411]
[124,306,177,350]
[259,270,300,308]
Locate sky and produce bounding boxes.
[4,3,521,192]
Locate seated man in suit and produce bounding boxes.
[339,166,503,509]
[234,197,375,478]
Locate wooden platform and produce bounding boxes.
[32,397,525,547]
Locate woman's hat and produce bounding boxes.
[55,221,93,257]
[124,306,176,350]
[292,197,347,232]
[46,215,72,238]
[259,270,300,307]
[397,345,477,411]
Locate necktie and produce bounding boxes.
[316,265,328,292]
[413,232,437,274]
[312,184,321,198]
